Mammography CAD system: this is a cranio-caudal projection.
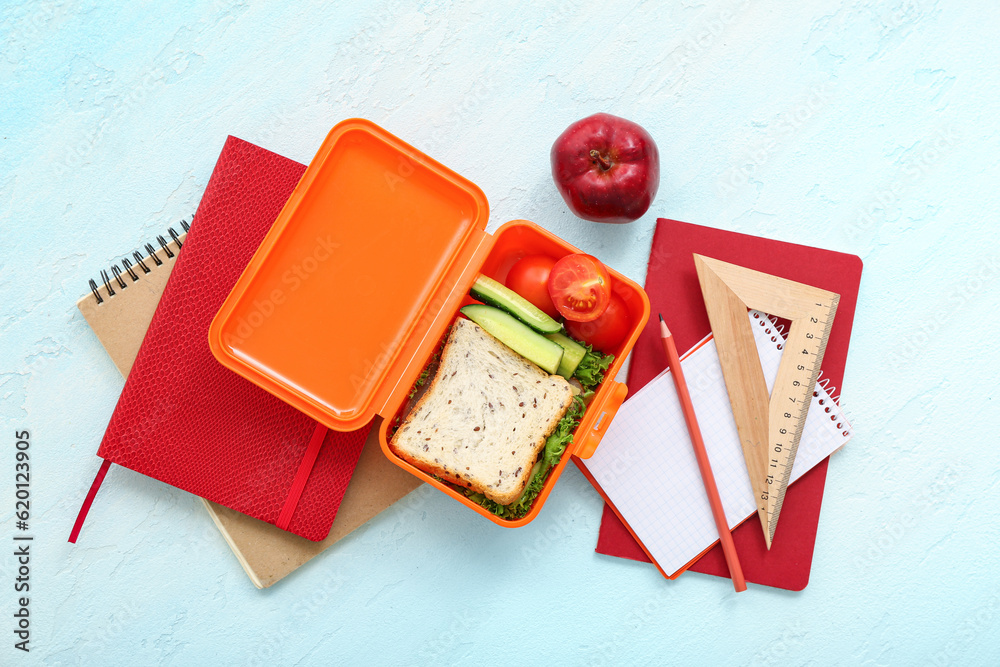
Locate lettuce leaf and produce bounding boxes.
[407,349,440,399]
[573,344,614,392]
[407,365,431,399]
[541,395,583,469]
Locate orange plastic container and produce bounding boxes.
[209,119,649,526]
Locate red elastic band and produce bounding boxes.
[276,423,328,531]
[69,459,112,543]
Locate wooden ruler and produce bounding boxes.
[694,255,839,548]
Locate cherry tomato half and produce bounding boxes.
[505,255,559,319]
[546,254,612,322]
[565,291,631,353]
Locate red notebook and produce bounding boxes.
[72,136,369,542]
[595,219,862,590]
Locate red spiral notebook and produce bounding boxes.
[595,218,862,590]
[71,136,370,542]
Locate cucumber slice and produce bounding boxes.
[460,305,564,375]
[544,332,588,379]
[469,274,561,334]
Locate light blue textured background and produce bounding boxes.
[2,1,998,665]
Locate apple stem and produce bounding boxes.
[589,149,612,171]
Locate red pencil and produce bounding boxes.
[660,314,747,592]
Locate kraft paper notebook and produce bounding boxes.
[591,218,862,590]
[75,136,420,587]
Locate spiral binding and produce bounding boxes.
[752,310,850,437]
[751,310,786,350]
[88,219,190,305]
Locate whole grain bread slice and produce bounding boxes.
[390,318,574,505]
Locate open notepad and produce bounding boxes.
[581,310,852,578]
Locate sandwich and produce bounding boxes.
[390,271,616,519]
[390,318,576,507]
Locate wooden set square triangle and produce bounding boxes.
[693,254,839,548]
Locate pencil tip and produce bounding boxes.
[659,315,671,337]
[658,313,664,323]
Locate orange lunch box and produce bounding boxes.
[209,119,649,526]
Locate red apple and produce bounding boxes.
[550,113,660,224]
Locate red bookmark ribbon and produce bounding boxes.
[276,422,328,531]
[70,422,328,541]
[68,459,112,543]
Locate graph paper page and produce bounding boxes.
[583,311,851,576]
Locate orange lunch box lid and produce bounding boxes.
[209,119,492,431]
